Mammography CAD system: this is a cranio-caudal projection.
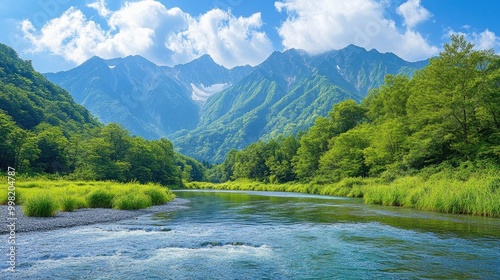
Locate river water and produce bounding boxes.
[2,190,499,279]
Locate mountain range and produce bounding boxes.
[45,45,428,162]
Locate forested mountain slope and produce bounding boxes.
[0,43,203,185]
[171,46,427,162]
[45,45,426,162]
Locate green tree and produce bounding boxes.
[293,100,365,181]
[221,149,238,181]
[329,99,366,135]
[407,35,496,161]
[125,137,154,183]
[478,56,500,159]
[75,137,130,181]
[363,119,409,175]
[233,141,269,181]
[266,135,299,183]
[149,138,182,186]
[10,129,40,172]
[100,123,132,161]
[32,124,70,173]
[318,125,371,180]
[0,111,16,170]
[293,116,333,180]
[364,75,411,121]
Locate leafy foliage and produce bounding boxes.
[0,43,203,187]
[210,36,500,188]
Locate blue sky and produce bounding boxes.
[1,0,499,73]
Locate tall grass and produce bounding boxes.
[61,196,86,212]
[361,169,500,217]
[1,179,175,217]
[23,195,59,217]
[185,179,368,198]
[186,168,500,217]
[144,187,173,205]
[87,189,114,208]
[113,193,152,210]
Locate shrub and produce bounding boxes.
[144,188,169,205]
[61,196,86,212]
[113,193,152,210]
[1,189,23,205]
[87,190,114,208]
[23,195,59,217]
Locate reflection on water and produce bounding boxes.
[2,190,499,279]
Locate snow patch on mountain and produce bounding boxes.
[191,83,231,101]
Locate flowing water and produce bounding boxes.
[2,190,499,279]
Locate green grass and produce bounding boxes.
[185,168,500,217]
[144,187,173,205]
[87,189,114,208]
[23,195,59,217]
[60,196,86,212]
[0,179,175,217]
[113,193,152,210]
[362,174,500,217]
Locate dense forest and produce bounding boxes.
[206,35,499,185]
[0,43,204,187]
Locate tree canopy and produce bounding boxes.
[210,35,500,183]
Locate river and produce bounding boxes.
[2,190,499,279]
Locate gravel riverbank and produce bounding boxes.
[0,198,190,234]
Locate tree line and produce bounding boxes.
[0,115,205,186]
[0,43,204,187]
[207,36,500,183]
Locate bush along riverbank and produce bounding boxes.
[1,179,175,217]
[186,162,500,218]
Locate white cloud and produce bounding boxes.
[21,7,106,63]
[275,0,438,61]
[446,28,500,51]
[87,0,110,17]
[396,0,431,28]
[166,10,273,67]
[20,0,273,68]
[474,29,498,50]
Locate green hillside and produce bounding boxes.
[0,43,203,186]
[171,47,425,162]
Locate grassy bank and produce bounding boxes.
[1,179,175,217]
[185,169,500,217]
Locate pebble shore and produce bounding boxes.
[0,198,190,234]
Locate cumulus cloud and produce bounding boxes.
[21,0,273,68]
[446,28,500,51]
[396,0,431,28]
[167,10,273,68]
[275,0,438,61]
[21,7,106,64]
[474,29,499,50]
[87,0,110,17]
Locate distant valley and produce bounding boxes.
[45,45,427,162]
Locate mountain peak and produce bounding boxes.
[77,55,108,70]
[121,55,157,67]
[283,48,309,57]
[196,54,216,63]
[83,55,106,64]
[176,54,224,70]
[341,44,369,54]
